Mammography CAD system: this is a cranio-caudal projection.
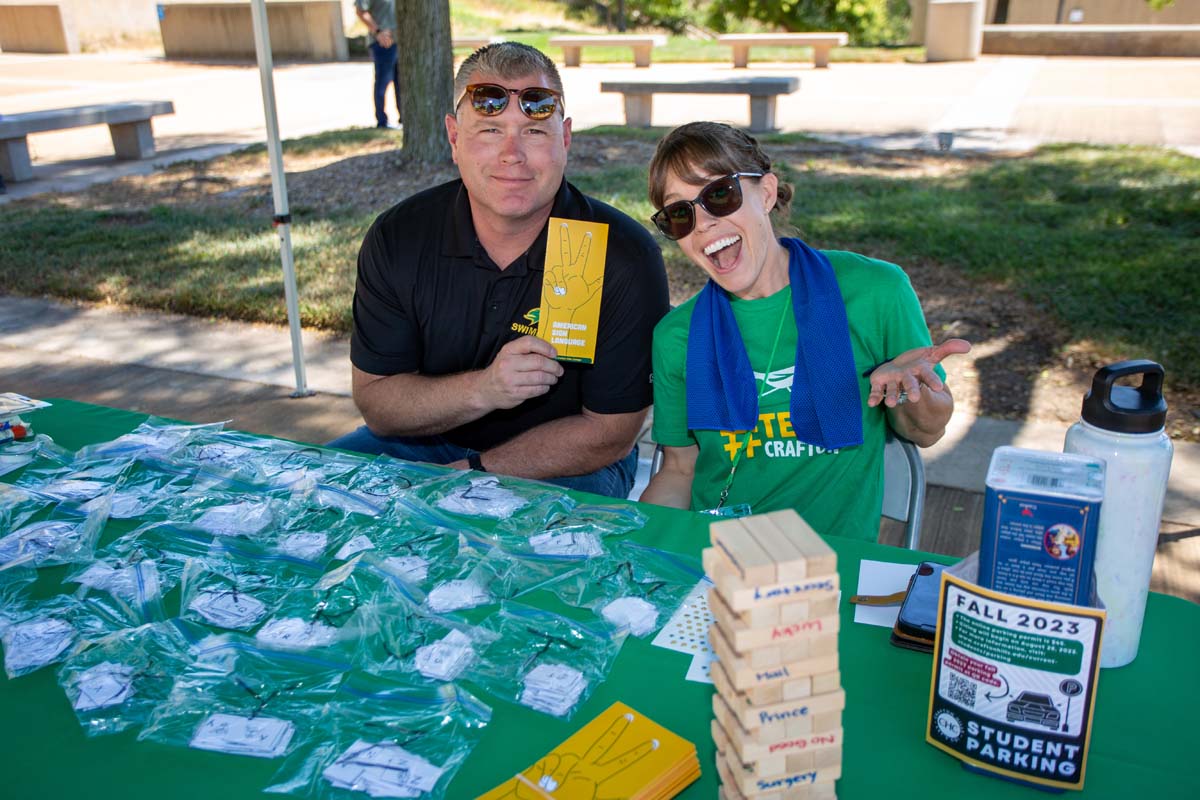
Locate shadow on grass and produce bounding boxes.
[0,202,366,331]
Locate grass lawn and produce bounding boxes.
[1,130,1196,393]
[454,31,922,64]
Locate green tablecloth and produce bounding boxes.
[2,400,1197,799]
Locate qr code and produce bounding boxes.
[947,673,976,708]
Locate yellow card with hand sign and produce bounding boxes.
[477,701,700,800]
[537,217,609,364]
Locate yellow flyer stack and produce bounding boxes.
[477,701,699,799]
[703,510,844,799]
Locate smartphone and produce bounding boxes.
[890,561,946,653]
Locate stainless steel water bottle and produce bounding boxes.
[1063,360,1173,668]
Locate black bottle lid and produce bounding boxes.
[1080,360,1167,434]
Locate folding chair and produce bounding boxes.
[882,429,927,551]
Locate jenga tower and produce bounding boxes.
[703,509,844,800]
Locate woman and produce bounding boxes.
[639,122,969,541]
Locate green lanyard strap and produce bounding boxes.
[714,295,790,510]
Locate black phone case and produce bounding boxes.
[890,562,946,653]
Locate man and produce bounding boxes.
[354,0,400,128]
[328,42,670,499]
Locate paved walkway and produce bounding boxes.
[1,51,1198,200]
[1,50,1196,599]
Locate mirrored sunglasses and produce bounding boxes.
[651,172,763,240]
[457,83,563,120]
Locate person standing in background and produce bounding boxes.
[354,0,401,129]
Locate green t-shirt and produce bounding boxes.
[651,249,941,541]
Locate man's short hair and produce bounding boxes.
[453,42,564,110]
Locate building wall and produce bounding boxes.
[0,0,361,51]
[987,0,1200,25]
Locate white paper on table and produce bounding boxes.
[3,617,75,673]
[323,739,445,797]
[384,555,429,585]
[190,712,294,757]
[73,662,136,711]
[853,560,920,628]
[413,629,474,681]
[279,533,328,561]
[601,597,658,637]
[651,579,714,656]
[335,535,375,561]
[189,589,268,629]
[193,502,272,537]
[529,530,603,558]
[426,579,490,613]
[255,617,340,649]
[686,651,715,684]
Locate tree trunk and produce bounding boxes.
[397,0,453,163]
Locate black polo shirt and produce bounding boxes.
[350,178,669,452]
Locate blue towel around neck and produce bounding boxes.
[685,238,864,450]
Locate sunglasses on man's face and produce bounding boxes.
[457,83,563,120]
[651,172,763,240]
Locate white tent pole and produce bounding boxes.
[250,0,312,398]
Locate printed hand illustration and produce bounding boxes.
[544,223,602,312]
[867,338,972,408]
[504,712,658,799]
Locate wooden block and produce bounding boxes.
[716,746,841,798]
[717,755,839,800]
[705,551,839,612]
[710,589,841,652]
[790,670,840,699]
[723,714,844,766]
[714,676,846,733]
[778,633,838,664]
[710,517,777,584]
[714,690,842,744]
[742,513,810,581]
[713,652,839,710]
[765,509,836,577]
[710,623,839,689]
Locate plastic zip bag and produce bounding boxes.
[325,455,443,509]
[57,619,197,737]
[414,472,575,534]
[70,558,167,628]
[179,430,364,493]
[0,434,57,478]
[0,492,110,569]
[356,592,498,682]
[470,602,626,719]
[73,418,225,463]
[138,633,347,759]
[252,555,419,655]
[544,542,705,638]
[91,520,224,590]
[180,538,325,632]
[0,593,124,679]
[265,671,491,799]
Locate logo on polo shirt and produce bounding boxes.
[511,307,540,336]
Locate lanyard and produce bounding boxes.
[714,294,790,510]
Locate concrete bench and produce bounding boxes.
[549,34,668,68]
[600,77,799,132]
[0,3,79,54]
[158,1,347,61]
[717,32,848,68]
[0,101,175,182]
[451,37,500,51]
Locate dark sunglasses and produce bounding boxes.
[651,172,763,240]
[456,83,563,120]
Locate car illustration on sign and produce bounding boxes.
[1006,691,1061,729]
